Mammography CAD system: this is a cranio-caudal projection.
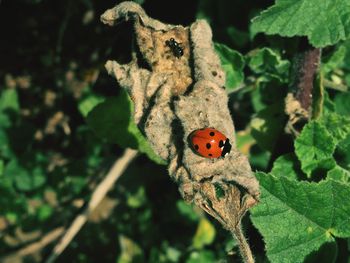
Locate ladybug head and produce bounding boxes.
[221,139,232,157]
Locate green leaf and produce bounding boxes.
[0,130,13,158]
[334,92,350,115]
[251,0,350,48]
[78,94,105,117]
[67,176,87,195]
[87,91,135,147]
[322,89,336,115]
[87,90,166,165]
[322,45,347,74]
[0,172,25,216]
[251,172,350,263]
[186,250,216,263]
[224,237,237,253]
[250,75,286,112]
[250,102,285,151]
[127,187,147,209]
[226,26,250,48]
[342,39,350,71]
[37,204,54,221]
[164,246,181,262]
[0,89,20,130]
[295,121,336,176]
[176,200,200,222]
[117,235,143,263]
[247,48,290,79]
[249,145,271,171]
[271,153,302,180]
[5,159,46,191]
[0,159,3,176]
[320,113,350,144]
[192,218,216,249]
[327,166,350,183]
[214,43,245,90]
[6,213,18,224]
[0,89,20,112]
[247,48,290,112]
[336,135,350,170]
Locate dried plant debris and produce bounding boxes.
[101,0,260,234]
[284,92,309,135]
[285,48,321,135]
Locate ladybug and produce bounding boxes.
[189,128,232,158]
[165,38,184,58]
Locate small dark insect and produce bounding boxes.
[165,38,184,58]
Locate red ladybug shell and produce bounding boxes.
[189,128,232,158]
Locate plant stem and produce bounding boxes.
[291,47,321,112]
[45,148,138,263]
[232,223,255,263]
[0,227,65,262]
[285,44,322,135]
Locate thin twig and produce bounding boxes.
[45,148,138,263]
[0,227,65,263]
[232,223,255,263]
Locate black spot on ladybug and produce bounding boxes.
[208,153,212,157]
[209,131,215,136]
[195,144,199,150]
[219,140,224,148]
[206,143,211,149]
